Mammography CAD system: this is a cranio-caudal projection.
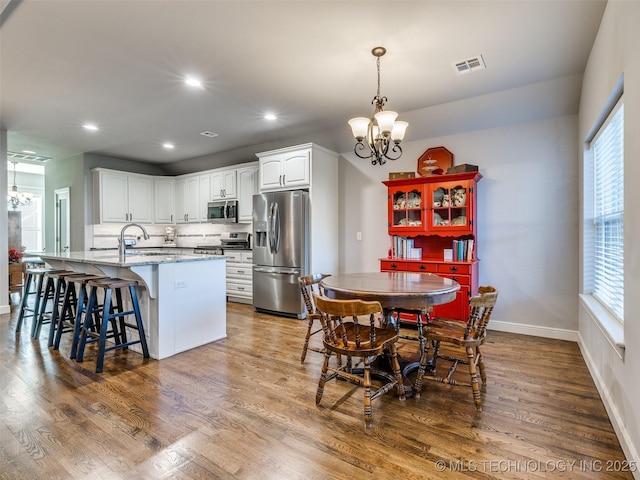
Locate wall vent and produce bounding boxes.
[200,131,219,138]
[454,55,486,74]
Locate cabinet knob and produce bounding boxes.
[419,265,426,270]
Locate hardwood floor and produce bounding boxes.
[1,295,633,479]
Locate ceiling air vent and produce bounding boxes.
[7,151,52,162]
[200,131,219,138]
[454,55,486,74]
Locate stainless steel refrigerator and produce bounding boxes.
[252,190,309,318]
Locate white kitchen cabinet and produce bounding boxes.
[257,146,310,191]
[198,174,211,221]
[175,174,200,223]
[255,143,339,276]
[153,177,175,224]
[225,250,253,304]
[210,169,237,200]
[93,168,153,224]
[237,163,258,223]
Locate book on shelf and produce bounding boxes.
[450,239,474,262]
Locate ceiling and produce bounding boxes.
[0,0,606,169]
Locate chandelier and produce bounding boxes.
[348,47,409,166]
[7,162,33,210]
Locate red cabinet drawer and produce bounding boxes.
[380,260,408,271]
[406,263,438,273]
[437,263,471,275]
[436,273,470,287]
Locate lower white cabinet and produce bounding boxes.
[225,250,253,303]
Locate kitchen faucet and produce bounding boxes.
[119,223,150,261]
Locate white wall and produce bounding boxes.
[339,113,579,337]
[578,1,640,473]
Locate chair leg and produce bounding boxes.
[476,346,486,384]
[466,346,482,411]
[363,356,373,428]
[316,352,331,405]
[388,343,406,401]
[300,316,315,363]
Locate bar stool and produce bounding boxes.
[15,267,56,333]
[76,277,150,373]
[32,270,77,343]
[51,273,105,359]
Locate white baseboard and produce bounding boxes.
[0,304,10,315]
[577,333,640,480]
[488,320,579,342]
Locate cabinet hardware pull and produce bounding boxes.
[450,266,458,272]
[419,265,426,270]
[452,277,458,282]
[391,263,397,268]
[237,270,244,274]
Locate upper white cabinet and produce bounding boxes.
[257,146,310,191]
[153,177,175,224]
[93,168,153,224]
[175,174,201,223]
[236,163,258,223]
[256,143,339,275]
[210,169,237,200]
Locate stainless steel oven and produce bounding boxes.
[207,200,238,224]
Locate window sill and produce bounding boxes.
[579,294,625,359]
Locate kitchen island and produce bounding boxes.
[36,251,227,360]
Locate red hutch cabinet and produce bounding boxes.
[381,171,482,321]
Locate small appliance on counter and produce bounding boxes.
[163,226,177,247]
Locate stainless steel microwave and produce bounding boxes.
[207,200,238,224]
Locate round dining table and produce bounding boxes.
[320,271,460,390]
[320,271,460,329]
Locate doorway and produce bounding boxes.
[54,187,70,253]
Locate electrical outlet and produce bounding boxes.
[356,231,362,241]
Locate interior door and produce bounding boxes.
[54,187,70,253]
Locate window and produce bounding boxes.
[585,100,624,322]
[19,194,44,253]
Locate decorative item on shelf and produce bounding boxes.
[388,171,415,180]
[9,248,23,263]
[7,161,33,210]
[348,46,409,166]
[446,163,478,174]
[417,146,454,176]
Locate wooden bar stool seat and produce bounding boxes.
[51,273,106,359]
[76,277,150,373]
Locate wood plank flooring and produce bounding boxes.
[0,295,634,479]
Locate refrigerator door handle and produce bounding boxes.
[272,201,281,254]
[254,268,299,275]
[268,202,276,253]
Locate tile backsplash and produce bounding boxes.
[92,222,252,249]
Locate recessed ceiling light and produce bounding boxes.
[22,150,36,154]
[185,77,202,87]
[264,113,277,121]
[83,123,99,131]
[162,142,175,150]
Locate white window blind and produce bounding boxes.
[589,102,624,321]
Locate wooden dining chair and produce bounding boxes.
[414,286,498,411]
[298,273,331,363]
[313,293,406,428]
